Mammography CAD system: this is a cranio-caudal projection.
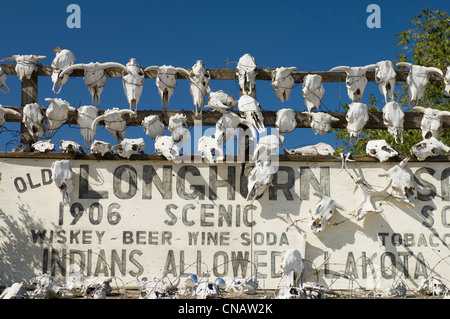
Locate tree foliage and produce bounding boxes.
[334,8,450,155]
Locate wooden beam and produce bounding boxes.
[20,71,38,146]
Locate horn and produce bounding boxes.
[174,67,190,78]
[412,106,425,113]
[4,107,21,118]
[97,62,129,73]
[58,63,87,77]
[144,66,160,72]
[396,62,412,69]
[329,66,351,73]
[1,56,16,62]
[313,192,323,199]
[363,64,377,71]
[90,113,107,132]
[0,82,10,94]
[425,66,444,77]
[34,55,47,61]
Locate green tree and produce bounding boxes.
[334,8,450,155]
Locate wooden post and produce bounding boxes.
[20,71,38,146]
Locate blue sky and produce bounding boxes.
[0,0,449,153]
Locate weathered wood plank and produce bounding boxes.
[20,72,38,146]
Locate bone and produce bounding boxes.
[168,113,190,144]
[410,135,450,161]
[272,67,296,102]
[205,90,237,113]
[215,111,256,145]
[236,53,257,96]
[145,65,190,110]
[366,139,398,162]
[1,54,46,81]
[188,60,211,116]
[346,102,369,145]
[382,101,404,143]
[198,135,224,164]
[91,108,136,143]
[141,114,165,140]
[375,60,397,103]
[396,62,444,108]
[246,161,275,201]
[276,108,297,150]
[50,46,76,94]
[445,66,450,97]
[77,105,98,148]
[44,98,75,138]
[59,140,84,154]
[0,66,10,94]
[307,112,339,136]
[111,138,145,158]
[413,106,450,139]
[0,282,27,299]
[310,192,345,234]
[155,135,180,161]
[352,176,391,221]
[51,160,74,206]
[302,74,325,112]
[90,140,112,156]
[227,275,258,295]
[238,94,265,133]
[31,140,55,153]
[22,103,46,142]
[138,276,180,299]
[0,106,21,130]
[330,64,376,102]
[81,277,113,299]
[288,142,335,156]
[379,157,416,203]
[195,281,220,299]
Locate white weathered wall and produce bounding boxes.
[0,157,449,291]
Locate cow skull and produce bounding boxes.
[168,113,190,144]
[59,140,84,154]
[366,139,398,162]
[238,94,265,133]
[236,53,257,96]
[288,142,335,156]
[413,106,450,139]
[215,111,256,145]
[276,108,297,150]
[205,90,237,112]
[445,66,450,97]
[59,61,127,106]
[0,67,10,94]
[310,192,345,234]
[112,138,145,158]
[31,140,55,153]
[330,64,376,102]
[195,281,220,299]
[346,102,369,145]
[155,135,180,161]
[91,108,136,143]
[411,135,450,161]
[379,157,416,204]
[188,60,211,116]
[1,54,46,81]
[246,161,275,201]
[50,46,76,94]
[44,98,75,138]
[375,60,397,103]
[138,276,180,299]
[307,112,339,136]
[352,176,391,221]
[0,106,21,130]
[141,115,165,140]
[382,101,404,143]
[198,135,224,163]
[302,74,325,112]
[76,105,98,148]
[228,276,258,295]
[272,67,296,102]
[23,103,46,142]
[90,140,112,156]
[396,62,444,108]
[50,160,74,206]
[144,65,190,110]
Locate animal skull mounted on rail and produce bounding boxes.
[58,61,128,106]
[31,140,55,153]
[0,67,10,94]
[330,64,376,102]
[188,60,211,116]
[307,112,339,136]
[410,135,450,161]
[0,106,21,130]
[396,62,444,108]
[205,90,237,113]
[141,115,165,140]
[238,94,265,133]
[90,140,112,156]
[50,46,76,94]
[154,135,180,161]
[215,111,256,146]
[91,108,136,143]
[77,105,98,148]
[1,54,47,81]
[272,67,296,102]
[302,74,325,112]
[168,113,190,144]
[111,138,145,158]
[288,142,335,156]
[44,98,75,138]
[382,101,404,143]
[412,106,450,139]
[310,192,345,234]
[59,140,84,154]
[346,102,369,145]
[276,108,297,150]
[374,60,397,103]
[144,65,190,110]
[366,139,398,163]
[50,160,74,206]
[23,103,46,142]
[198,136,224,164]
[111,58,145,112]
[379,157,416,204]
[236,53,257,96]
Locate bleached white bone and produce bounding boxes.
[382,101,404,143]
[90,140,111,156]
[238,94,265,133]
[252,134,280,163]
[236,53,257,95]
[111,138,145,159]
[31,140,55,153]
[272,67,296,102]
[44,98,75,138]
[155,135,180,161]
[246,161,275,201]
[144,64,190,110]
[195,281,220,299]
[310,192,345,234]
[51,160,74,206]
[375,60,397,103]
[91,108,136,143]
[307,112,339,136]
[215,111,256,145]
[0,106,21,130]
[379,157,416,203]
[0,66,10,94]
[396,62,444,108]
[352,176,391,221]
[228,275,258,295]
[366,139,398,163]
[138,276,180,299]
[59,61,127,106]
[59,140,84,154]
[204,90,237,113]
[288,142,335,156]
[330,64,376,102]
[22,103,46,142]
[302,74,325,112]
[412,106,450,139]
[50,46,76,94]
[188,60,210,116]
[411,136,450,161]
[198,135,224,164]
[276,108,297,150]
[142,114,165,140]
[168,113,190,144]
[346,102,369,145]
[81,277,113,299]
[1,54,46,81]
[0,282,27,299]
[445,67,450,97]
[76,105,98,148]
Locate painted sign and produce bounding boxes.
[0,157,449,291]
